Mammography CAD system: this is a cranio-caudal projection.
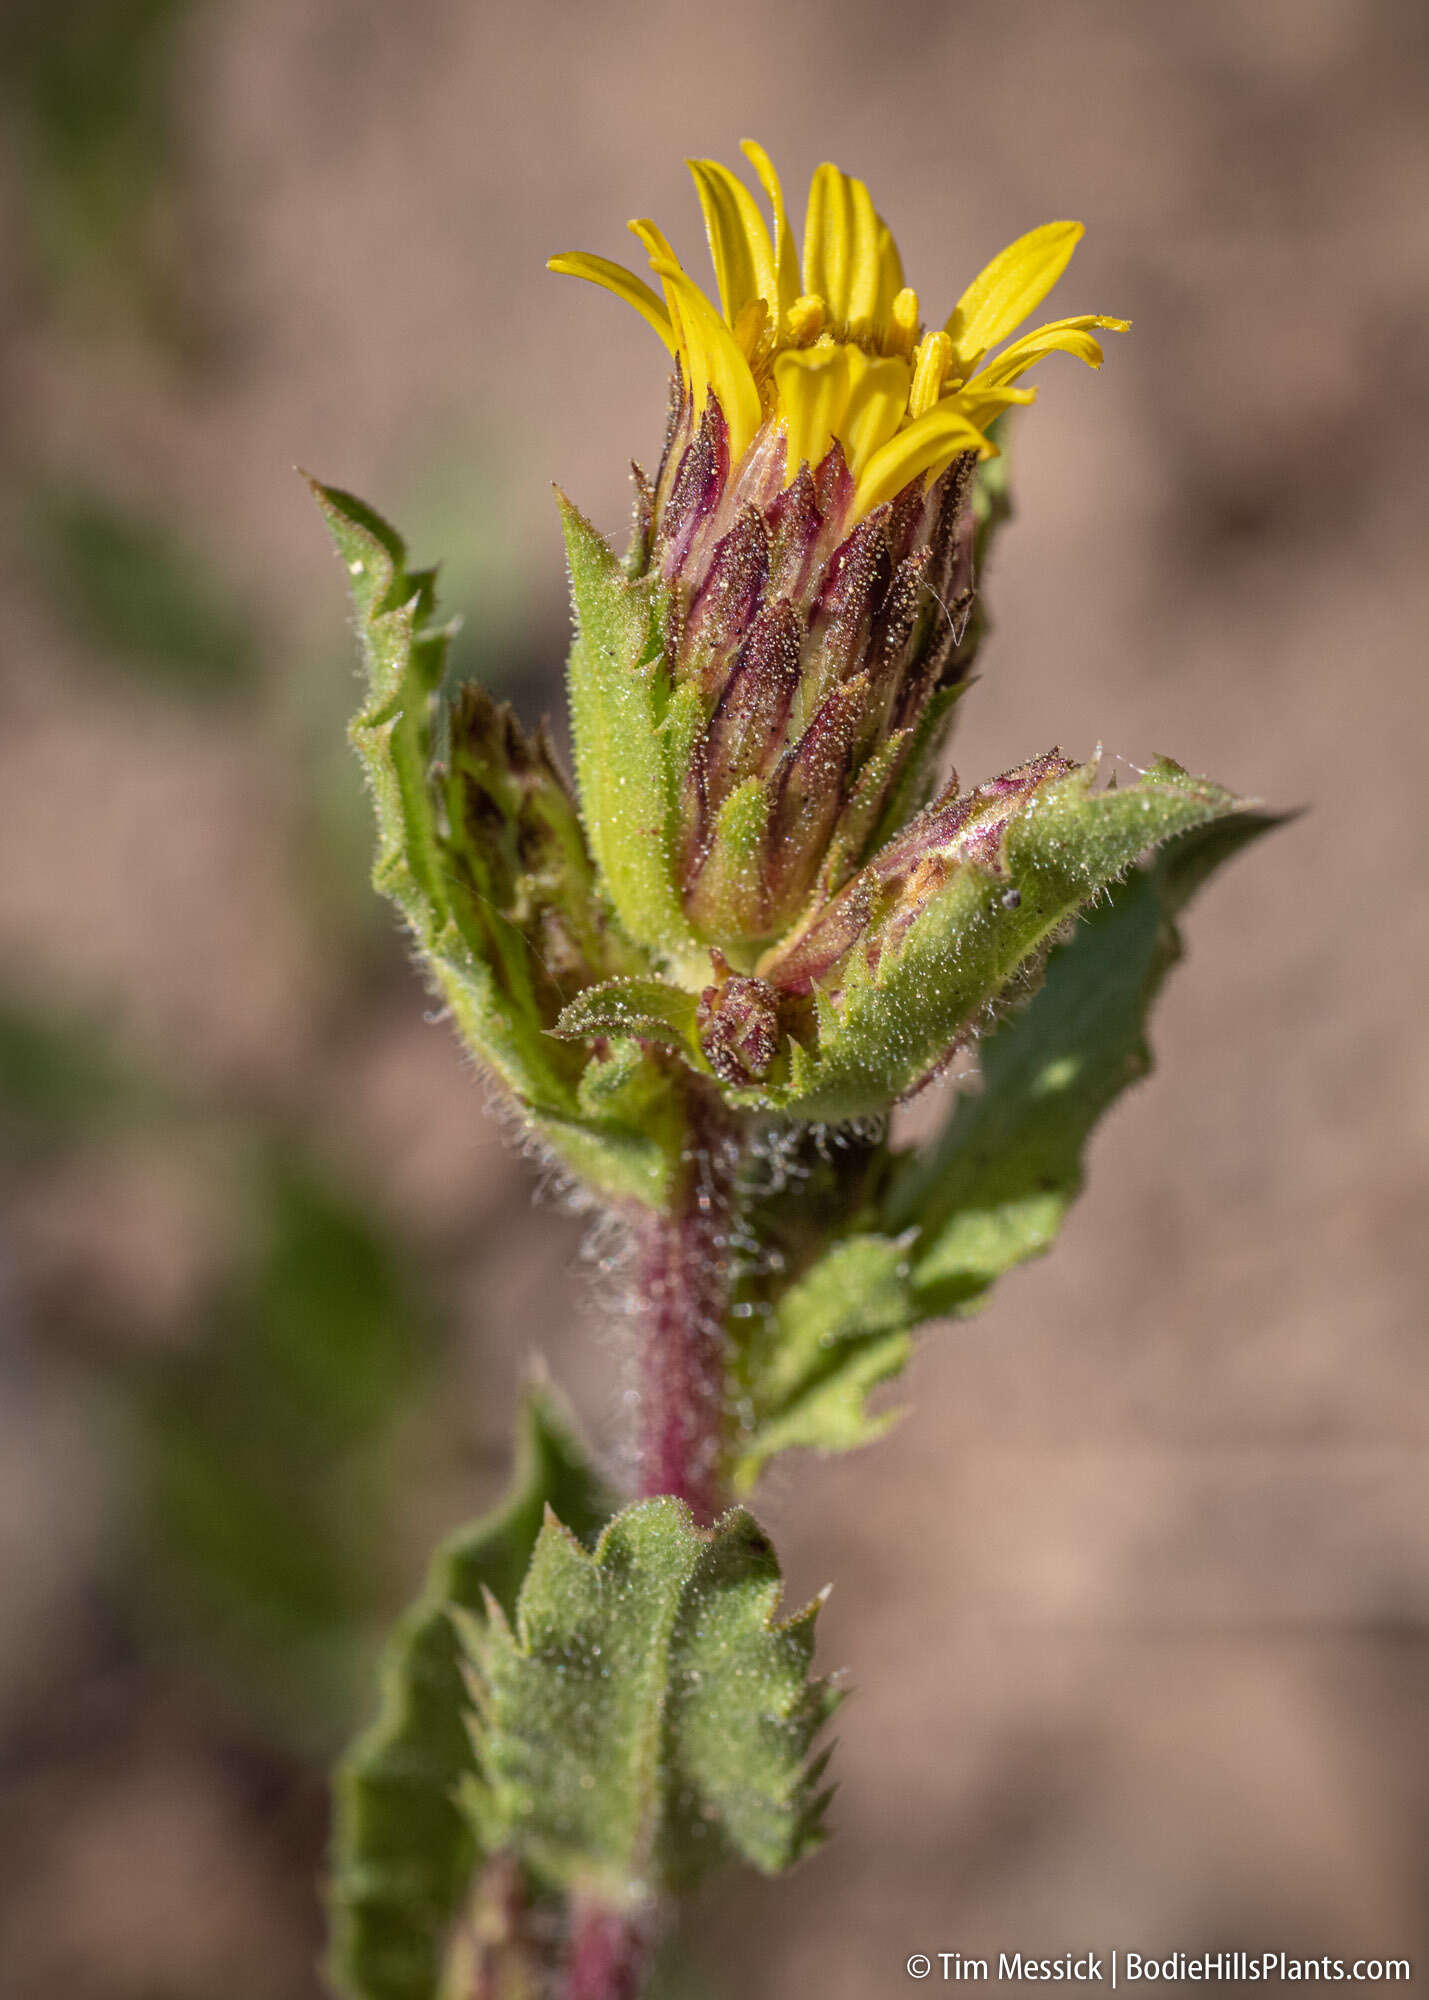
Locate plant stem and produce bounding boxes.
[565,1897,651,2000]
[634,1087,737,1527]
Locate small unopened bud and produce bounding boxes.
[697,968,782,1085]
[761,751,1076,997]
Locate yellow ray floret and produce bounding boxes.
[944,221,1085,376]
[548,147,1128,516]
[688,157,778,326]
[546,251,676,354]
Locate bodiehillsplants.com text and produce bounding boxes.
[904,1951,1412,1983]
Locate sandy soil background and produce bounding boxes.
[1,2,1426,1994]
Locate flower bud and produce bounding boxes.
[696,962,782,1086]
[552,146,1128,991]
[322,153,1244,1164]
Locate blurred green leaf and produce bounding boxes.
[2,0,192,293]
[27,484,257,695]
[0,999,148,1147]
[237,1155,419,1451]
[135,1149,428,1730]
[330,1387,613,2000]
[732,1234,915,1491]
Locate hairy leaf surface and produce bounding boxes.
[468,1499,838,1903]
[558,494,702,970]
[891,809,1282,1313]
[732,1234,915,1490]
[733,810,1278,1473]
[553,976,705,1064]
[749,759,1248,1121]
[312,478,679,1209]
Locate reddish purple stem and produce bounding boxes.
[633,1091,734,1528]
[564,1097,733,2000]
[565,1898,651,2000]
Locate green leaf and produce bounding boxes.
[558,493,704,973]
[469,1499,837,1904]
[553,976,705,1064]
[888,807,1284,1316]
[309,477,479,996]
[310,477,681,1211]
[329,1386,614,2000]
[723,808,1278,1481]
[731,1235,916,1491]
[750,757,1248,1122]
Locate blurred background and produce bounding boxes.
[1,1,1426,1993]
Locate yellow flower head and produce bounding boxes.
[550,141,1128,520]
